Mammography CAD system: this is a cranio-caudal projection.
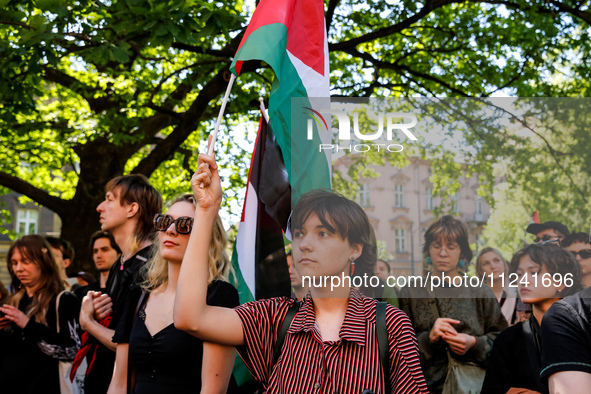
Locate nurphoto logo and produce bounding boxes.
[303,105,418,153]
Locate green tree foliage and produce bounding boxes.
[1,0,590,270]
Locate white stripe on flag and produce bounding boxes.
[235,181,258,296]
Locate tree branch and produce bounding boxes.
[344,47,470,96]
[0,171,66,215]
[325,0,341,35]
[329,8,432,51]
[131,68,230,177]
[42,66,122,112]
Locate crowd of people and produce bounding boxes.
[0,150,589,394]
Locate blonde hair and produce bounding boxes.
[475,247,508,278]
[141,195,232,291]
[6,235,65,324]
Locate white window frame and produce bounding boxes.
[357,183,371,207]
[426,188,434,211]
[452,192,460,213]
[395,229,407,253]
[475,197,483,220]
[394,184,405,208]
[17,209,39,235]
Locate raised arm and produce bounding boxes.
[173,153,244,346]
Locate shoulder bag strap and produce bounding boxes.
[376,301,390,392]
[55,290,67,333]
[522,317,543,390]
[424,285,440,319]
[273,301,301,365]
[133,290,148,323]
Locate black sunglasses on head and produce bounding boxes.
[570,249,591,260]
[153,213,194,234]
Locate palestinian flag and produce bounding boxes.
[231,116,291,303]
[230,0,332,205]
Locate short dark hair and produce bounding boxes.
[90,231,121,255]
[106,174,163,245]
[561,232,591,248]
[423,215,473,265]
[509,243,583,297]
[290,189,377,278]
[45,236,75,262]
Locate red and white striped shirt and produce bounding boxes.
[234,290,428,394]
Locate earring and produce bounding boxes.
[459,258,466,269]
[350,256,356,276]
[426,257,432,265]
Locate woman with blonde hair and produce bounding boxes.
[476,247,519,325]
[0,234,81,393]
[107,194,238,394]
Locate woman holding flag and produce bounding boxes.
[174,152,428,394]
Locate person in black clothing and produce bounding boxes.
[541,285,591,393]
[76,174,162,394]
[481,243,583,394]
[0,235,81,394]
[74,231,121,300]
[108,194,238,393]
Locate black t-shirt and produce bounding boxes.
[540,286,591,380]
[482,317,547,394]
[128,280,240,393]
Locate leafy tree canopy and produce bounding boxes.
[1,0,590,270]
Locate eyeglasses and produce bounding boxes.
[153,214,194,234]
[570,249,591,260]
[534,235,562,243]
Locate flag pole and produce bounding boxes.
[259,97,269,123]
[200,73,236,188]
[207,73,237,156]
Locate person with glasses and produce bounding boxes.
[482,244,583,394]
[526,221,570,245]
[107,194,238,393]
[562,232,591,289]
[399,216,508,393]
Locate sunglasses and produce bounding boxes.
[570,249,591,260]
[534,235,562,243]
[153,213,194,234]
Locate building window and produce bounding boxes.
[394,184,405,208]
[357,183,371,207]
[451,192,459,213]
[395,229,407,253]
[475,197,483,221]
[17,209,38,235]
[426,188,434,211]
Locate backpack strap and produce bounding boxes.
[273,301,301,364]
[376,301,390,391]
